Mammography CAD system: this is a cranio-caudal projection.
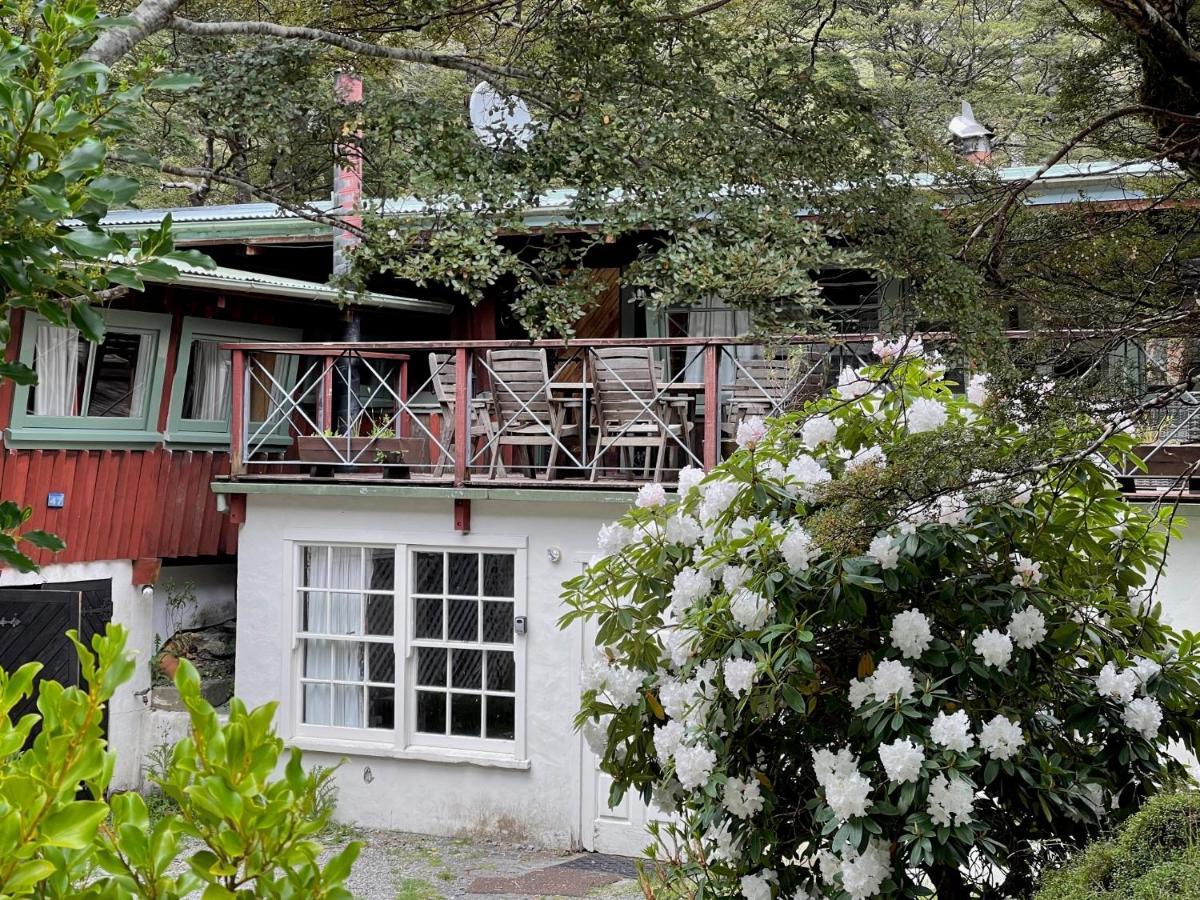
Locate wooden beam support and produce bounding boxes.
[454,498,471,533]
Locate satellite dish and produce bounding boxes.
[469,81,536,150]
[948,100,993,140]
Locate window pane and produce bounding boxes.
[332,685,363,728]
[369,644,395,683]
[451,649,482,689]
[483,554,514,597]
[329,547,364,589]
[181,339,231,420]
[450,693,482,737]
[486,696,515,740]
[303,640,333,678]
[414,552,443,593]
[29,324,82,416]
[482,601,513,643]
[368,686,395,729]
[416,691,445,734]
[301,592,328,633]
[368,549,395,591]
[332,642,363,681]
[302,546,327,587]
[366,595,393,636]
[446,599,478,642]
[416,647,447,687]
[448,553,478,595]
[327,594,362,635]
[414,597,443,639]
[303,683,331,725]
[86,330,148,418]
[486,651,515,692]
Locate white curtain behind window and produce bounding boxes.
[189,341,231,420]
[127,333,154,417]
[32,324,80,416]
[304,547,364,727]
[677,300,756,384]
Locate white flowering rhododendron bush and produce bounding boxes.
[560,347,1200,900]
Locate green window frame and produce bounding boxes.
[7,309,172,448]
[166,317,301,447]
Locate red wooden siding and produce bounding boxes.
[0,449,235,566]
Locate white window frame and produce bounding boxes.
[285,531,528,764]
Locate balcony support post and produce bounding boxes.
[454,347,470,485]
[230,348,245,476]
[703,343,719,470]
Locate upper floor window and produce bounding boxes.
[167,318,300,446]
[9,309,170,445]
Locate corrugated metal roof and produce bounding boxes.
[149,259,453,314]
[72,160,1175,238]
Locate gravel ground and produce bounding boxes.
[315,825,646,900]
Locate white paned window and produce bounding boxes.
[410,550,516,744]
[293,542,522,758]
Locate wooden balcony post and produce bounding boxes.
[454,347,469,485]
[703,343,719,470]
[398,357,410,438]
[321,356,334,433]
[230,348,245,476]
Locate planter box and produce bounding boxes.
[296,435,427,474]
[1133,443,1200,477]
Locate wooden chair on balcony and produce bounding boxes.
[722,353,824,441]
[588,347,691,482]
[428,353,495,478]
[485,348,580,479]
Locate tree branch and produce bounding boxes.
[84,0,188,65]
[652,0,736,23]
[168,17,527,81]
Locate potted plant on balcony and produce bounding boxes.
[296,424,425,477]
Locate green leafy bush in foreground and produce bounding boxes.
[0,624,360,898]
[1035,791,1200,900]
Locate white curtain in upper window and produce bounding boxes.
[32,324,80,416]
[303,546,365,727]
[677,300,756,384]
[127,333,154,417]
[189,341,231,420]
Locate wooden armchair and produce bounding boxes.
[485,348,580,479]
[428,352,494,477]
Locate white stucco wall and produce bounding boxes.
[235,493,626,848]
[0,559,153,789]
[152,562,237,644]
[1145,506,1200,632]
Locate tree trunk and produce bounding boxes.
[930,863,972,900]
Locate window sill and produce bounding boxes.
[4,427,162,449]
[288,736,531,770]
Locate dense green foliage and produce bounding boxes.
[0,625,358,898]
[1035,792,1200,900]
[563,351,1200,898]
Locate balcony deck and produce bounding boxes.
[218,334,1200,500]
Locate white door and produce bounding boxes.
[574,555,660,855]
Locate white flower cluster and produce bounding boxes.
[723,775,764,819]
[581,651,646,707]
[973,628,1014,669]
[837,366,874,400]
[845,444,886,473]
[890,609,933,659]
[781,527,818,572]
[723,657,758,698]
[819,839,892,900]
[930,709,974,753]
[636,482,667,508]
[736,416,769,450]
[666,513,703,547]
[866,532,900,570]
[699,478,741,523]
[1097,658,1163,740]
[906,397,948,434]
[927,774,975,826]
[878,737,924,784]
[1011,553,1043,586]
[979,714,1025,760]
[812,747,873,822]
[850,659,917,708]
[730,587,773,630]
[597,521,636,555]
[678,465,705,496]
[872,335,924,361]
[1008,606,1047,649]
[670,567,713,614]
[784,454,832,502]
[674,743,717,789]
[966,372,989,406]
[801,414,837,449]
[740,870,775,900]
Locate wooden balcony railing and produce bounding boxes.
[222,333,1200,496]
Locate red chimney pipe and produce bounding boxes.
[333,71,364,277]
